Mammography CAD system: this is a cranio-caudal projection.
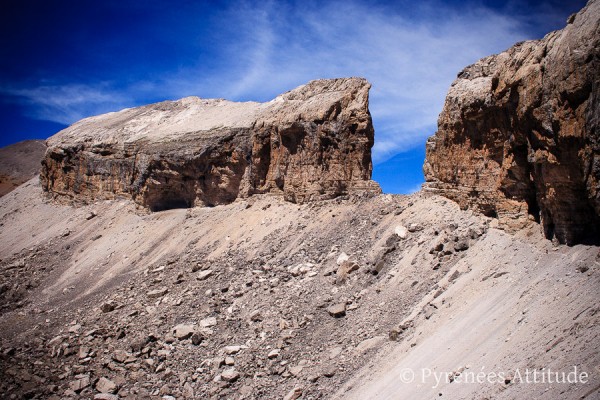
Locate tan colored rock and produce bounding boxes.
[172,324,195,340]
[95,377,117,394]
[223,345,242,355]
[196,270,213,281]
[283,386,303,400]
[41,78,380,210]
[147,287,168,298]
[220,368,240,382]
[200,316,217,328]
[423,0,600,245]
[267,349,280,359]
[327,303,347,318]
[94,394,119,400]
[69,374,90,392]
[289,365,304,376]
[182,382,194,399]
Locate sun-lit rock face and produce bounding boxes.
[424,0,600,245]
[41,78,380,210]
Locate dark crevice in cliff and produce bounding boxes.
[280,124,307,156]
[250,133,272,193]
[148,196,192,212]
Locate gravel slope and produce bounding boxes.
[0,181,598,399]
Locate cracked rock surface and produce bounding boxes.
[41,78,380,210]
[424,0,600,245]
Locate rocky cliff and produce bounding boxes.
[423,0,600,245]
[41,78,380,210]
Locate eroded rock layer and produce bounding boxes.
[41,78,380,210]
[423,0,600,245]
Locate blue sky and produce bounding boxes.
[0,0,587,193]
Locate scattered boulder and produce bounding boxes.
[223,345,242,355]
[336,260,360,283]
[200,317,217,328]
[221,368,240,382]
[182,382,194,398]
[576,265,590,273]
[196,270,214,281]
[95,377,117,394]
[267,349,280,359]
[249,309,262,322]
[289,263,314,277]
[394,225,408,239]
[100,301,116,313]
[454,238,469,252]
[323,366,337,378]
[407,223,423,232]
[283,386,303,400]
[147,287,168,298]
[69,374,90,392]
[94,394,119,400]
[191,332,204,345]
[336,252,349,265]
[173,324,195,340]
[112,350,130,363]
[327,303,347,318]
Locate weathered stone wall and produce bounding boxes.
[41,78,380,210]
[424,0,600,245]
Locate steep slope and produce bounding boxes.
[1,179,490,399]
[1,180,598,400]
[0,139,46,197]
[334,229,600,400]
[41,78,380,209]
[423,0,600,245]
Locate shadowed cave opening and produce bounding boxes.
[145,183,196,211]
[148,196,192,212]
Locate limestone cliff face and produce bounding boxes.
[424,0,600,245]
[41,78,380,210]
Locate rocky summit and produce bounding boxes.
[423,0,600,245]
[41,78,380,210]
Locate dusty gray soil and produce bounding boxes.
[0,180,598,399]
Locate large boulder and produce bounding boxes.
[41,78,380,210]
[423,0,600,245]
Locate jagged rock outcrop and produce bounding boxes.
[423,0,600,245]
[41,78,380,210]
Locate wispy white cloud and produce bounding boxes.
[2,0,537,163]
[187,0,527,164]
[2,83,129,125]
